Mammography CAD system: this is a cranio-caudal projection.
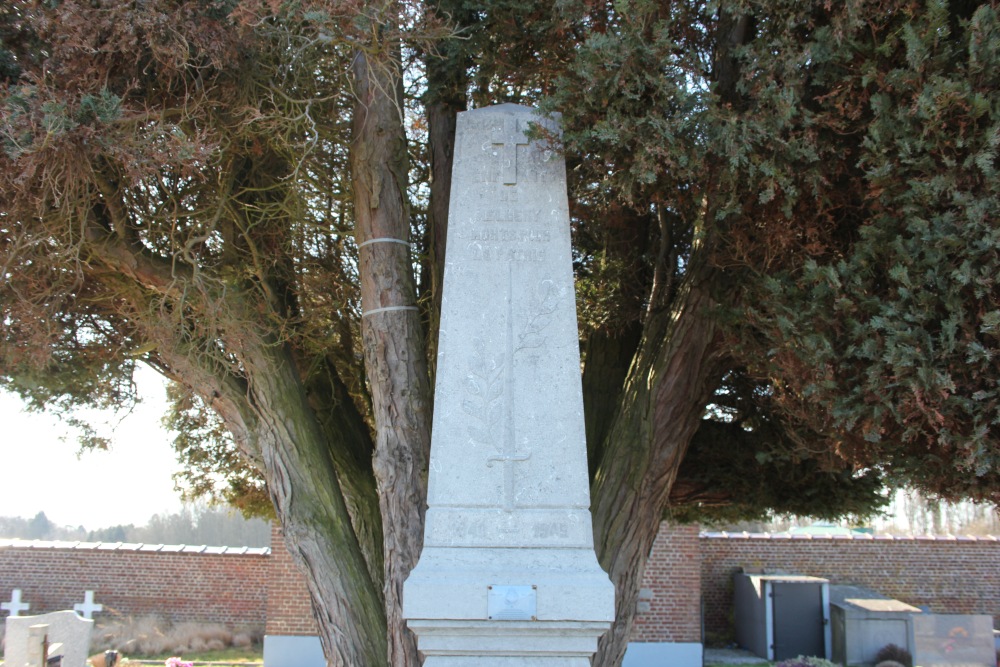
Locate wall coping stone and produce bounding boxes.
[700,531,998,541]
[0,538,270,555]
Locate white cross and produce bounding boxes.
[73,590,103,618]
[2,588,31,616]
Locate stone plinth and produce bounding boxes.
[402,104,614,664]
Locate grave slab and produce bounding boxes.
[910,614,995,667]
[4,610,93,667]
[402,103,614,664]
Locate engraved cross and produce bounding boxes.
[487,449,531,512]
[492,116,529,185]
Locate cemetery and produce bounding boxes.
[2,522,998,667]
[2,0,1000,661]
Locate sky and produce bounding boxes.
[0,364,186,529]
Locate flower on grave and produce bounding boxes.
[165,657,193,667]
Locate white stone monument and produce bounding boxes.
[403,104,614,665]
[4,610,94,667]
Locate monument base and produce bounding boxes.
[404,546,613,663]
[408,620,609,666]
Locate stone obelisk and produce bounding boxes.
[403,104,614,664]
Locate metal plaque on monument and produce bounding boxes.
[402,104,615,664]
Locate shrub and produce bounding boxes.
[875,643,913,667]
[775,656,838,667]
[876,661,906,667]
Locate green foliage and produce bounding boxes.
[76,89,122,125]
[744,2,1000,503]
[532,0,1000,512]
[0,45,19,82]
[2,340,140,453]
[668,374,890,524]
[672,426,888,524]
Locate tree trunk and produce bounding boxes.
[423,4,469,380]
[424,96,457,381]
[153,333,388,667]
[304,358,384,587]
[582,323,642,479]
[590,258,724,667]
[351,47,433,667]
[246,341,389,667]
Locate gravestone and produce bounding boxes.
[4,611,93,667]
[910,614,995,667]
[2,589,31,617]
[402,104,614,664]
[72,591,102,619]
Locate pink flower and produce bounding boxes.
[165,657,194,667]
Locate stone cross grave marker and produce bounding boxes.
[5,610,94,667]
[403,103,614,665]
[73,591,103,619]
[2,588,31,616]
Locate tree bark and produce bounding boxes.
[245,341,389,667]
[304,358,384,588]
[590,257,725,667]
[351,47,433,667]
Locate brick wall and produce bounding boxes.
[4,526,997,648]
[632,523,702,642]
[0,541,269,629]
[700,533,1000,642]
[265,524,319,636]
